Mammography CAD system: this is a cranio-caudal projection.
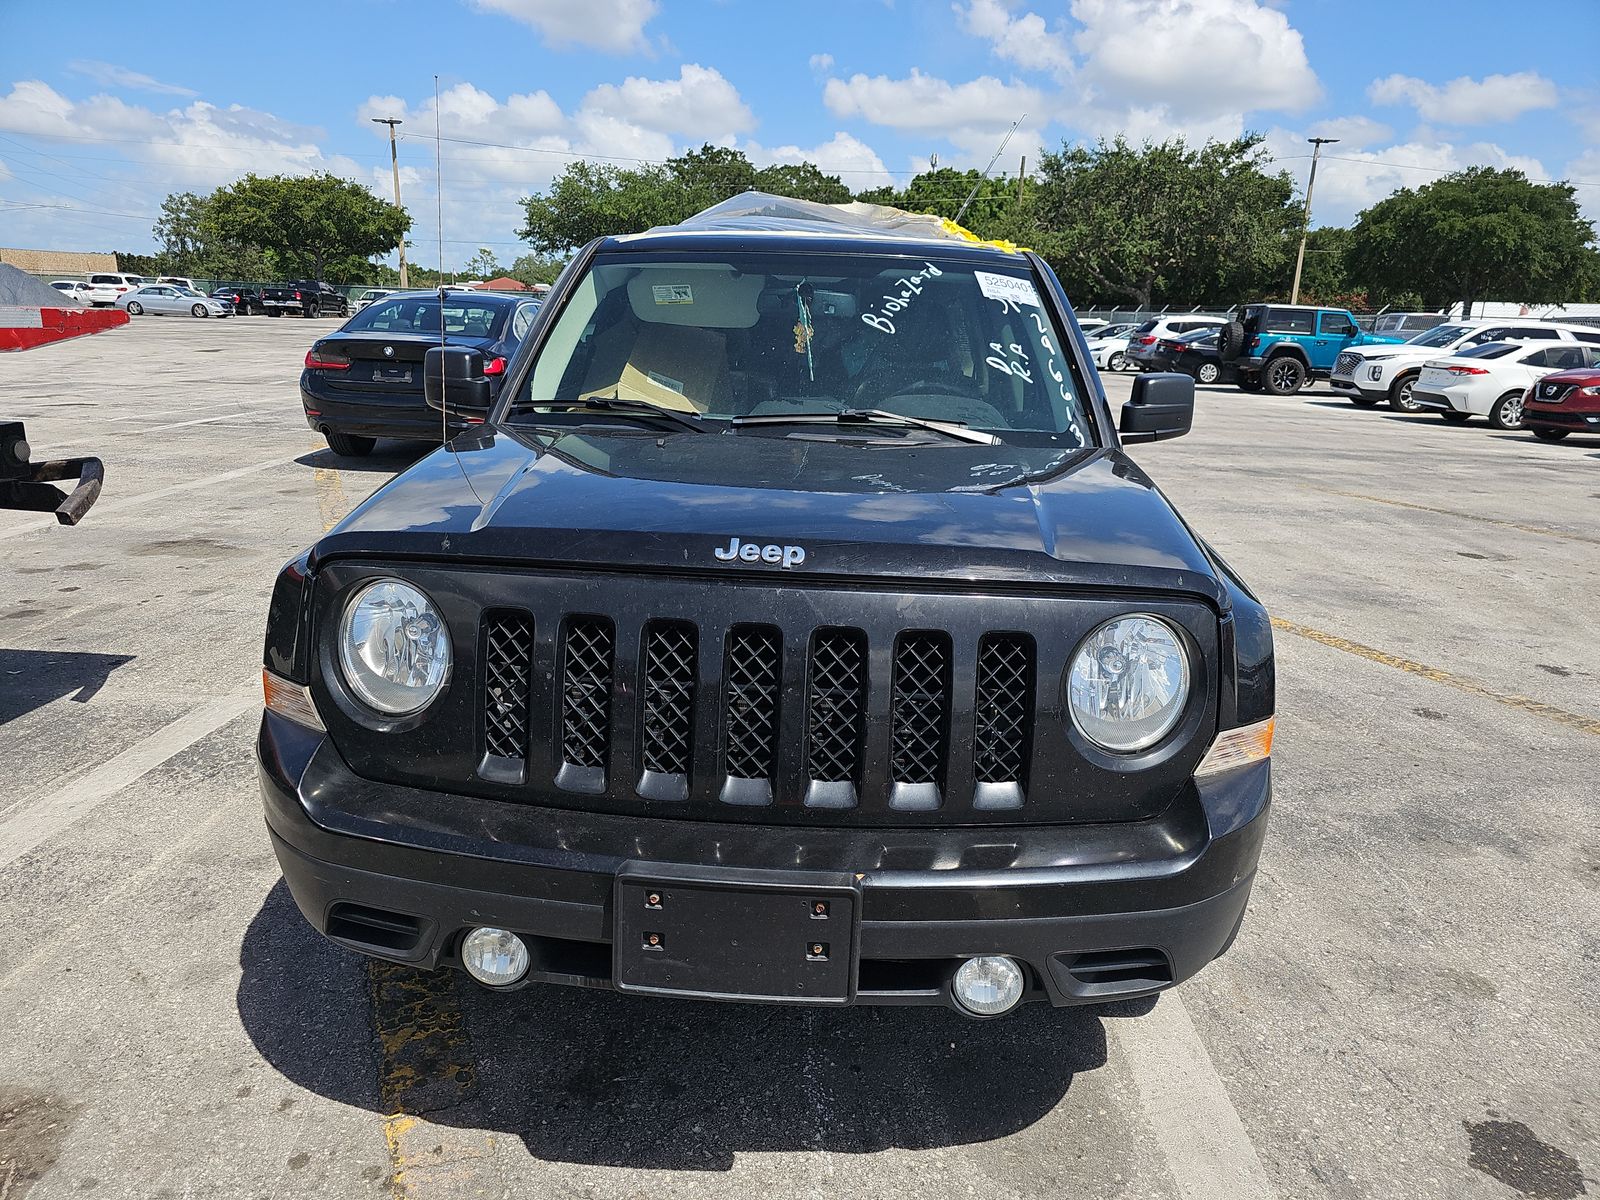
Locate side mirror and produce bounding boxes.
[424,345,493,419]
[1119,372,1194,444]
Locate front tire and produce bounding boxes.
[1107,350,1126,372]
[1263,356,1306,396]
[1488,390,1526,431]
[125,301,143,316]
[1388,372,1422,413]
[324,429,376,457]
[1531,427,1569,442]
[1196,361,1220,385]
[191,303,208,318]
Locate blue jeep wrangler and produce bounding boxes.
[1217,304,1404,396]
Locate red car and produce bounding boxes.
[1522,361,1600,441]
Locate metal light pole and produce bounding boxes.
[1289,136,1338,305]
[371,117,409,288]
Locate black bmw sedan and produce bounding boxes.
[301,290,542,457]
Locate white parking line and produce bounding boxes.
[0,684,258,872]
[1110,992,1276,1199]
[0,451,301,539]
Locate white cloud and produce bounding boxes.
[465,0,659,53]
[581,65,754,139]
[809,53,834,72]
[824,68,1041,134]
[1069,0,1320,117]
[1367,72,1558,126]
[955,0,1073,74]
[1307,115,1393,150]
[750,131,893,189]
[67,60,196,98]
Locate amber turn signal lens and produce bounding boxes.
[1193,716,1274,778]
[262,669,326,732]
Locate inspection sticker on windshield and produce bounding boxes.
[652,283,694,305]
[975,272,1040,308]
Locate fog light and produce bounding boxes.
[460,926,529,987]
[952,956,1025,1016]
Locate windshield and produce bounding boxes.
[512,251,1095,445]
[1408,324,1471,348]
[344,295,510,338]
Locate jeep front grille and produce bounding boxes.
[722,624,781,796]
[639,622,696,777]
[558,616,613,782]
[889,631,950,808]
[805,628,867,794]
[973,633,1034,805]
[482,610,534,763]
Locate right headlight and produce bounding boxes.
[1067,615,1190,753]
[338,578,452,715]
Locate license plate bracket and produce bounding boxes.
[373,366,412,383]
[613,863,860,1004]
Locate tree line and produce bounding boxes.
[131,136,1599,313]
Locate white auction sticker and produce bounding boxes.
[974,272,1040,308]
[652,283,694,305]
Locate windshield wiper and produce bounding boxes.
[509,395,709,435]
[731,408,999,445]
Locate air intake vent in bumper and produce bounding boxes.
[557,615,614,793]
[973,633,1034,809]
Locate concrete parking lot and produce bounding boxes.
[1,316,1595,1200]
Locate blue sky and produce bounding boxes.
[2,0,1596,270]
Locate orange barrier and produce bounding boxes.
[0,305,130,351]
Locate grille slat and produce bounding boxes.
[890,632,949,786]
[723,626,781,783]
[806,629,867,786]
[559,616,614,771]
[482,610,534,762]
[973,634,1034,790]
[640,624,696,777]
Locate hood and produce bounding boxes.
[315,426,1225,602]
[1532,367,1600,388]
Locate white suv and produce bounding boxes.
[84,272,146,307]
[1125,314,1227,369]
[1331,319,1600,412]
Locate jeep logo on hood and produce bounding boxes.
[715,537,806,569]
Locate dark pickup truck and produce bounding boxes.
[259,195,1275,1018]
[262,281,349,319]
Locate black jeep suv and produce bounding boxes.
[259,198,1274,1017]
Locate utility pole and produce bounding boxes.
[371,117,409,288]
[1289,136,1337,305]
[1017,155,1026,205]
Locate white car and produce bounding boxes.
[1078,317,1110,337]
[355,288,395,310]
[157,276,198,291]
[1412,342,1600,429]
[1125,315,1227,369]
[1085,322,1141,372]
[49,280,92,304]
[84,272,146,306]
[1330,318,1600,413]
[116,284,231,319]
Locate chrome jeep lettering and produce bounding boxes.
[714,537,807,568]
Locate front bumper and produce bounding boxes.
[1329,375,1385,401]
[1524,405,1600,432]
[259,711,1271,1012]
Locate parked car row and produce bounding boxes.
[43,275,376,319]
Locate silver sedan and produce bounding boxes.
[116,285,232,318]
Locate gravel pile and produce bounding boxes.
[0,263,81,306]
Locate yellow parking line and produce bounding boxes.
[1272,617,1600,737]
[1304,487,1600,547]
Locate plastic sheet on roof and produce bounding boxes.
[661,191,1026,254]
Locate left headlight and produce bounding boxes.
[1067,615,1190,753]
[338,579,451,715]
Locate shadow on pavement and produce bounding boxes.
[238,880,1129,1171]
[0,648,133,725]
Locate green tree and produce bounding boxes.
[1018,134,1300,308]
[205,173,409,282]
[115,252,160,275]
[153,192,210,274]
[509,252,567,287]
[752,162,852,205]
[462,247,502,278]
[519,145,852,252]
[1347,167,1599,315]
